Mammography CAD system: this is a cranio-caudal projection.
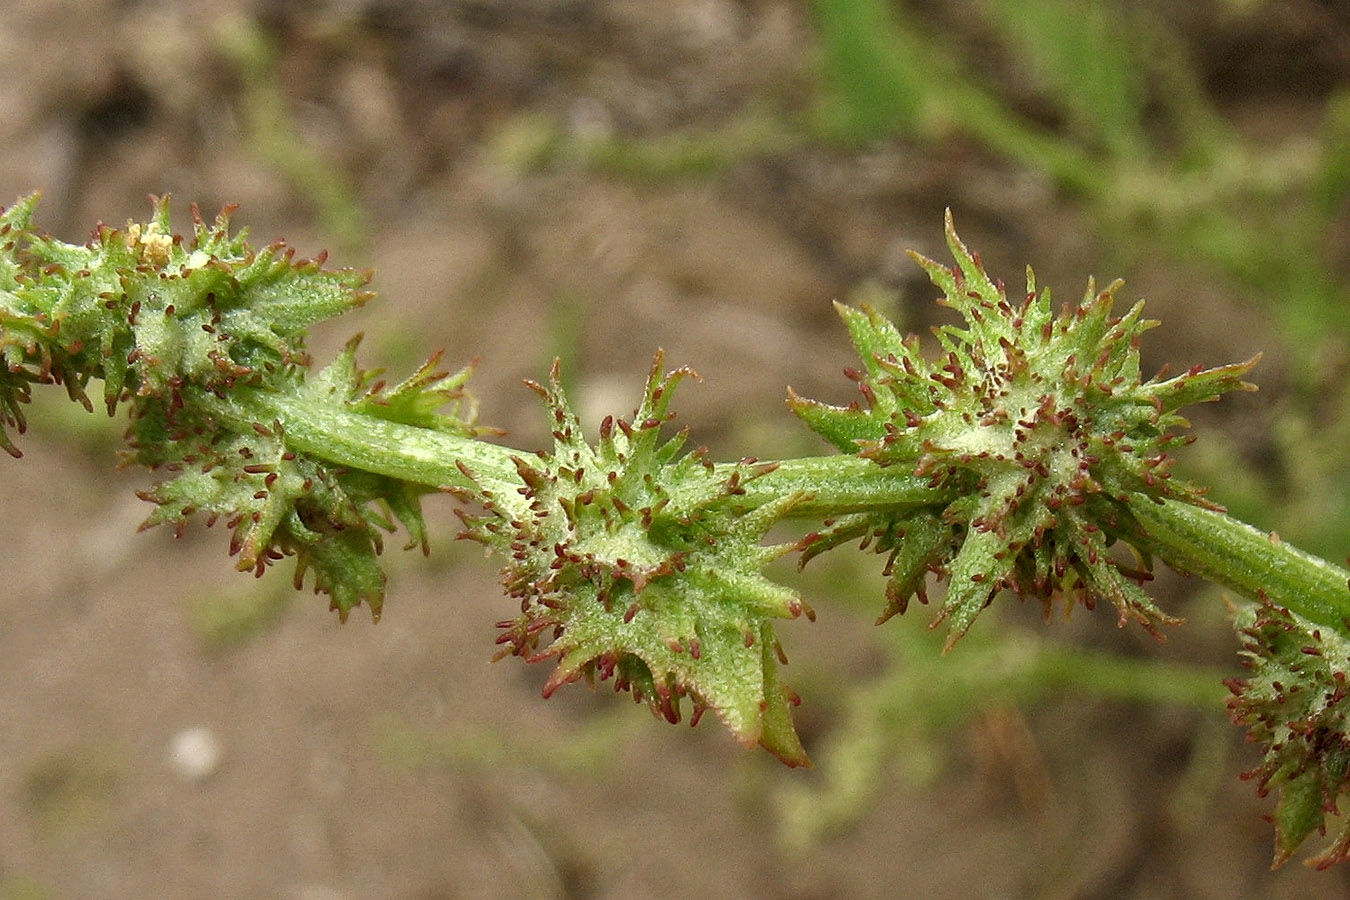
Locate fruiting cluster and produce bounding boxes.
[0,194,482,619]
[1228,603,1350,869]
[0,195,368,421]
[460,356,813,764]
[791,213,1256,649]
[133,337,483,619]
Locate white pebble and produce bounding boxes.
[168,726,222,780]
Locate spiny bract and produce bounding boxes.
[791,211,1257,649]
[1228,602,1350,870]
[461,355,814,765]
[0,194,485,620]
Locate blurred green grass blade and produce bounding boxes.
[809,0,1101,192]
[979,0,1150,161]
[810,0,926,139]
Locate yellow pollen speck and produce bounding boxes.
[124,221,173,267]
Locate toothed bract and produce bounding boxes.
[1228,602,1350,870]
[791,211,1257,649]
[0,194,486,619]
[461,355,813,765]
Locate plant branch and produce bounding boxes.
[1125,495,1350,629]
[201,386,520,494]
[5,193,1350,866]
[205,385,960,517]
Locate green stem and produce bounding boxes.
[201,387,522,493]
[1127,494,1350,629]
[203,387,1350,634]
[741,455,955,518]
[204,387,956,516]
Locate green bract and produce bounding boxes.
[792,211,1257,649]
[0,194,484,620]
[1228,603,1350,870]
[462,356,813,765]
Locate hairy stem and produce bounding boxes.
[203,386,957,515]
[739,455,955,518]
[201,387,520,493]
[207,385,1350,637]
[1127,494,1350,629]
[205,385,1350,639]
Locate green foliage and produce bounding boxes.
[809,0,1100,189]
[979,0,1149,160]
[807,0,1350,382]
[809,0,926,140]
[778,610,1227,847]
[0,194,482,621]
[215,15,368,255]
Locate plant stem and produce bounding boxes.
[1127,494,1350,628]
[740,455,955,517]
[205,386,956,514]
[204,387,1350,631]
[203,387,522,493]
